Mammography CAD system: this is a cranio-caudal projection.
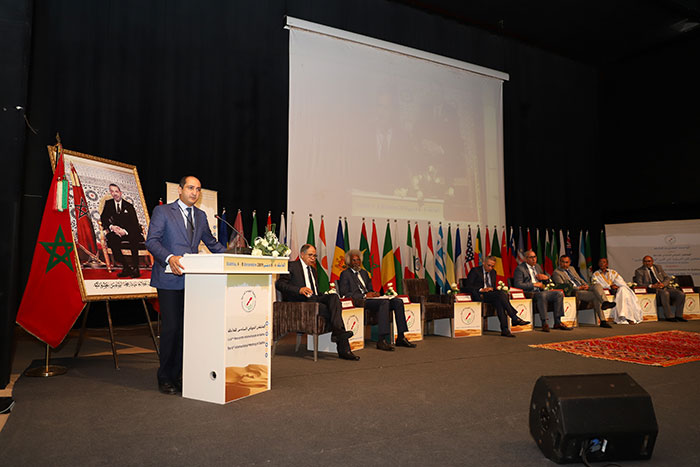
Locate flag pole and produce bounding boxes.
[24,344,67,377]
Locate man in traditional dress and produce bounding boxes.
[592,258,643,324]
[552,255,615,328]
[633,255,686,322]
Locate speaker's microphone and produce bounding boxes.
[215,214,250,248]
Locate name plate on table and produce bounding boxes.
[603,289,612,296]
[341,298,354,309]
[510,292,525,299]
[454,294,471,302]
[682,287,694,293]
[396,295,410,304]
[634,288,648,294]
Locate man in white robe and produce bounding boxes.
[592,258,643,324]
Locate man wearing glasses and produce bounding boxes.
[276,244,359,360]
[513,250,569,332]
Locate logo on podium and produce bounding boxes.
[459,307,476,325]
[241,290,257,312]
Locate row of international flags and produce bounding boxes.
[218,210,608,296]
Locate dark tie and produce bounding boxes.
[566,268,581,287]
[355,270,367,294]
[116,202,121,214]
[649,267,659,284]
[186,207,194,242]
[306,265,317,295]
[485,271,491,287]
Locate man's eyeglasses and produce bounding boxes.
[306,253,317,258]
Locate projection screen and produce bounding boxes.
[287,17,508,257]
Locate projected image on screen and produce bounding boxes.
[288,20,506,240]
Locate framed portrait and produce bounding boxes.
[48,145,157,300]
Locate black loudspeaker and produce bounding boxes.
[529,373,658,464]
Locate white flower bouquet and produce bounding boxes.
[446,282,459,294]
[250,230,291,257]
[496,280,510,292]
[384,282,397,297]
[325,282,337,295]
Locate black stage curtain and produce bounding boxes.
[4,0,699,386]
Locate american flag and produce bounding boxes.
[465,226,475,272]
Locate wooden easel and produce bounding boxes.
[73,298,159,369]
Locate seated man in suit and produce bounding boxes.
[633,255,686,322]
[513,250,569,332]
[337,249,416,351]
[462,256,530,337]
[552,255,615,328]
[101,183,144,278]
[276,244,359,361]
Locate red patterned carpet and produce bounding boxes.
[529,330,700,367]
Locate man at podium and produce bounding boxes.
[146,175,226,395]
[276,244,360,361]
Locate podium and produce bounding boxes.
[179,253,288,404]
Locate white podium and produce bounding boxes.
[179,253,288,404]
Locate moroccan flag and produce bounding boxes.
[455,225,465,280]
[544,229,553,274]
[359,220,370,273]
[412,223,423,279]
[425,224,436,294]
[369,220,382,292]
[475,225,482,267]
[600,229,607,258]
[16,150,84,348]
[218,207,229,248]
[330,218,346,284]
[232,209,245,249]
[381,221,396,292]
[288,211,299,260]
[393,220,403,294]
[491,227,505,283]
[306,214,315,247]
[250,210,259,245]
[445,224,456,288]
[484,226,491,256]
[316,217,330,293]
[404,221,415,280]
[435,224,446,293]
[68,162,98,261]
[465,226,476,273]
[344,217,350,252]
[500,227,509,279]
[266,211,272,232]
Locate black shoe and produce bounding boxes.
[395,336,417,348]
[376,339,395,351]
[665,317,678,322]
[600,321,612,328]
[553,322,572,331]
[338,349,360,360]
[158,381,178,395]
[501,331,516,338]
[602,301,616,310]
[676,317,688,322]
[117,268,132,278]
[331,330,353,342]
[512,319,530,326]
[129,267,141,278]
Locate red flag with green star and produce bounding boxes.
[16,148,84,347]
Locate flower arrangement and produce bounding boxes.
[544,280,557,290]
[325,282,337,295]
[626,281,638,288]
[384,282,397,297]
[669,276,679,289]
[251,230,291,257]
[446,282,459,294]
[496,280,509,292]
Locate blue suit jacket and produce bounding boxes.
[146,201,225,290]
